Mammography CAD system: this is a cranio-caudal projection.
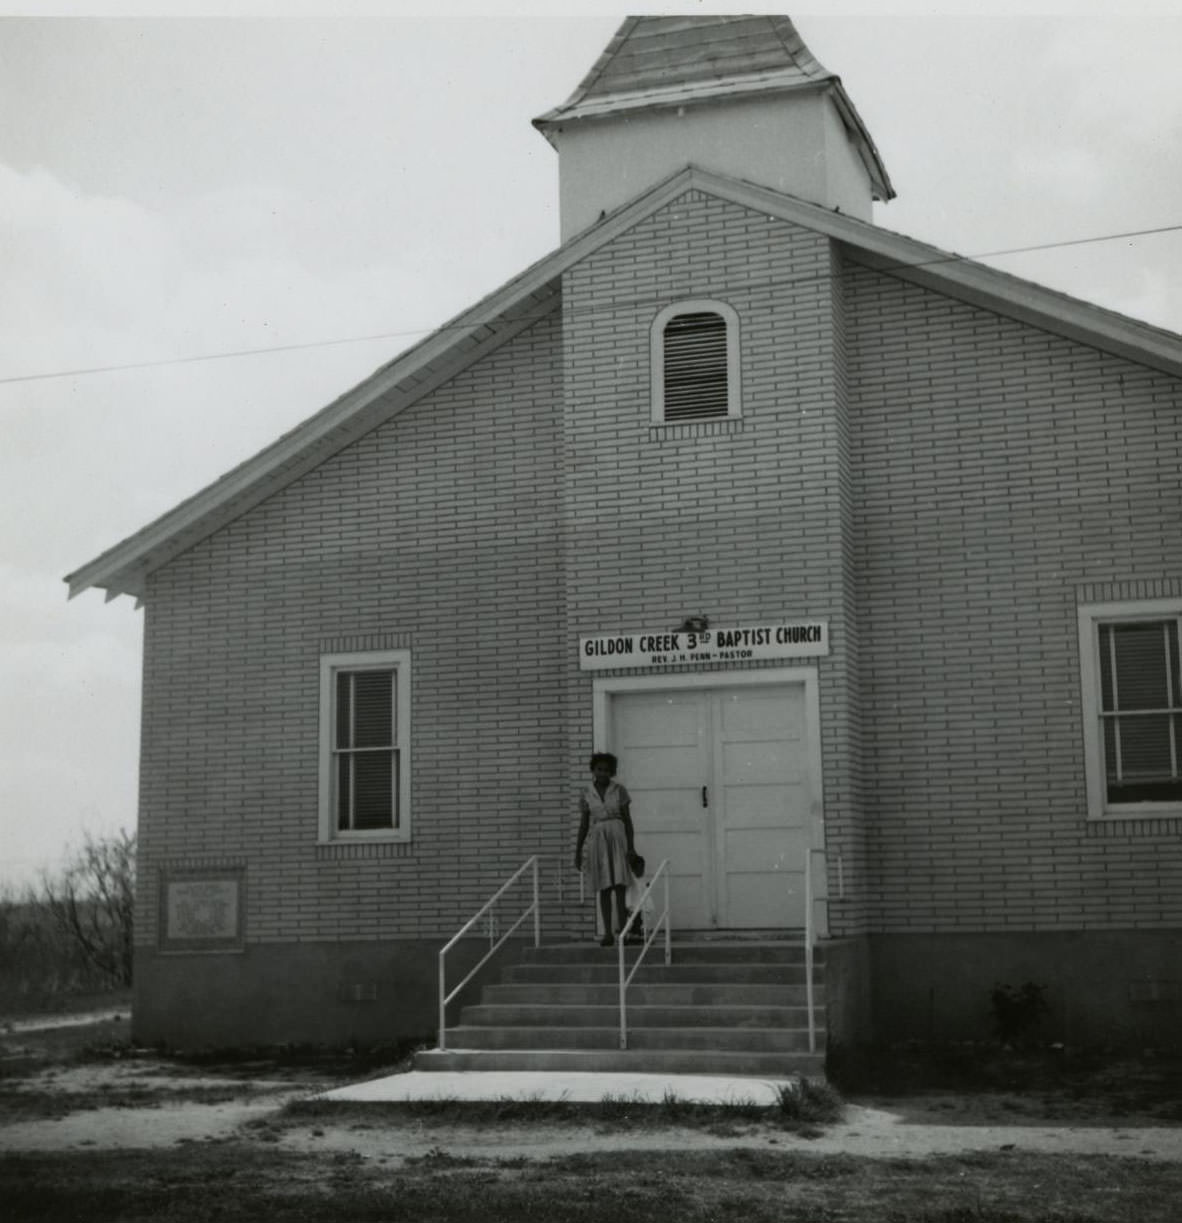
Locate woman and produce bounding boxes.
[574,752,637,946]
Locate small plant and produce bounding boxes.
[659,1087,692,1121]
[775,1076,844,1125]
[990,981,1049,1046]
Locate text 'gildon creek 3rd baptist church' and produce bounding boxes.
[578,622,830,670]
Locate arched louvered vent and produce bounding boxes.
[662,311,729,421]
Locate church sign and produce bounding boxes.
[579,621,829,671]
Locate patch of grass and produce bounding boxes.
[2,1146,1180,1222]
[0,1015,133,1078]
[283,1089,809,1135]
[828,1041,1182,1122]
[158,1037,427,1076]
[776,1076,845,1126]
[0,1079,265,1121]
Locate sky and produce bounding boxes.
[2,2,1182,889]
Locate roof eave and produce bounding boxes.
[533,76,894,205]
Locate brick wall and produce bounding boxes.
[136,188,1182,960]
[846,258,1182,931]
[138,309,565,948]
[558,189,861,932]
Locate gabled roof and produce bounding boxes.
[67,165,1182,603]
[533,15,894,202]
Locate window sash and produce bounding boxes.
[1086,612,1182,812]
[319,651,410,842]
[332,669,399,831]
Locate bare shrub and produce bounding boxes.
[40,829,136,989]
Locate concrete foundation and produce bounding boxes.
[868,930,1182,1050]
[132,937,523,1049]
[822,936,874,1046]
[134,928,1182,1053]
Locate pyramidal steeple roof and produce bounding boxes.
[534,15,894,202]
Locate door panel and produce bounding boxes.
[610,681,815,931]
[714,686,811,928]
[612,691,712,927]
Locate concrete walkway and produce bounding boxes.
[320,1069,790,1106]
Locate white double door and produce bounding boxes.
[607,676,820,930]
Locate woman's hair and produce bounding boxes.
[588,752,618,775]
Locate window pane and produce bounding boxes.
[1105,713,1181,803]
[1108,775,1182,803]
[1171,623,1181,704]
[353,751,395,830]
[1115,714,1174,780]
[335,672,351,750]
[1106,622,1171,710]
[1098,626,1114,710]
[336,754,352,831]
[352,670,394,748]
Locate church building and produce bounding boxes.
[68,16,1182,1064]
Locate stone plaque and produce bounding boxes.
[162,874,243,949]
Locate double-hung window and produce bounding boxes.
[318,650,411,841]
[1078,600,1182,819]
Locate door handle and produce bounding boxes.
[701,786,708,808]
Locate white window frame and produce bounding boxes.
[650,298,741,424]
[318,649,412,843]
[1077,598,1182,821]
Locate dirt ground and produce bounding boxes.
[2,1011,1181,1165]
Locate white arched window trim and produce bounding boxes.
[650,298,741,425]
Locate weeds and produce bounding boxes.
[285,1082,836,1134]
[990,983,1049,1046]
[776,1076,844,1125]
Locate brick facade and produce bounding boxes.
[846,260,1182,932]
[129,184,1182,1047]
[139,308,566,951]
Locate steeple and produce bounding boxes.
[535,16,893,239]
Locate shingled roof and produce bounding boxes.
[533,15,894,202]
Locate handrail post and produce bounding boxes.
[436,855,539,1053]
[532,856,540,948]
[618,934,627,1049]
[805,849,816,1055]
[439,948,447,1052]
[616,858,672,1053]
[663,869,671,966]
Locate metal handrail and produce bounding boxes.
[438,856,540,1052]
[804,848,816,1055]
[616,858,672,1049]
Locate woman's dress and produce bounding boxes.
[579,780,632,891]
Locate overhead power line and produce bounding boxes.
[2,221,1180,388]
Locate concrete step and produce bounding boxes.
[444,1025,822,1053]
[483,982,820,1007]
[522,941,820,966]
[415,1047,826,1077]
[459,1003,815,1028]
[504,962,821,987]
